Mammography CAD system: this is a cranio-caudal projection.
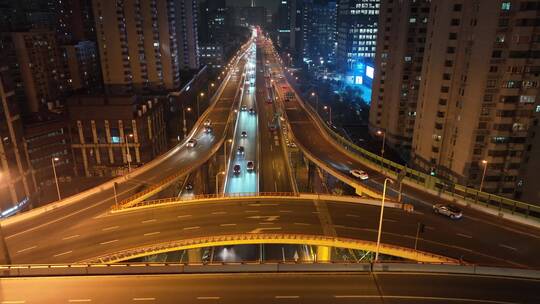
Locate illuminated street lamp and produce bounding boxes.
[224,138,233,173]
[182,106,192,138]
[215,171,225,196]
[51,157,61,201]
[376,130,386,159]
[125,133,134,172]
[323,105,332,125]
[480,160,488,192]
[375,178,394,262]
[311,92,319,113]
[197,92,205,118]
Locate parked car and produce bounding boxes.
[247,161,255,172]
[349,169,369,180]
[233,164,241,175]
[433,204,463,219]
[237,146,245,155]
[186,139,197,148]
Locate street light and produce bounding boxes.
[376,130,386,159]
[182,106,192,138]
[375,178,394,262]
[311,92,318,113]
[197,92,205,118]
[51,157,61,201]
[125,133,134,172]
[480,160,488,192]
[215,171,225,196]
[323,105,332,125]
[224,138,233,172]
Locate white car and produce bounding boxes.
[204,119,212,127]
[350,169,369,180]
[186,139,197,148]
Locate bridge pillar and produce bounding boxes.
[187,248,202,264]
[316,246,331,262]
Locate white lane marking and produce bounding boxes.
[383,218,397,223]
[144,232,160,236]
[259,222,274,225]
[279,210,292,213]
[272,161,275,170]
[294,222,310,226]
[249,227,282,233]
[245,210,259,213]
[141,219,156,224]
[499,244,518,251]
[211,211,227,215]
[68,299,92,302]
[16,246,37,254]
[62,234,80,240]
[184,226,200,230]
[196,297,220,300]
[346,214,360,218]
[53,250,73,257]
[1,301,26,304]
[132,298,155,301]
[177,215,192,219]
[457,233,473,239]
[220,223,237,227]
[102,226,119,231]
[274,181,278,192]
[100,239,119,245]
[334,295,373,298]
[275,296,299,299]
[425,225,435,231]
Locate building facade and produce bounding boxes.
[411,0,540,202]
[175,0,200,70]
[369,0,430,158]
[92,0,182,93]
[67,95,167,177]
[336,0,379,81]
[303,0,337,68]
[61,41,101,92]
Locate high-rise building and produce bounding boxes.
[175,0,200,70]
[229,6,267,28]
[0,30,68,113]
[92,0,183,93]
[369,0,430,158]
[336,0,379,81]
[199,0,227,44]
[411,0,540,202]
[61,41,101,92]
[276,0,292,50]
[303,0,337,67]
[0,56,35,216]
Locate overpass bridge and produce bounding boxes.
[0,33,539,276]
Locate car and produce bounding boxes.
[288,142,297,148]
[204,119,212,127]
[433,204,463,219]
[204,126,212,133]
[186,139,197,148]
[249,108,256,114]
[349,169,369,180]
[185,183,193,191]
[233,164,241,175]
[241,105,248,111]
[246,161,255,172]
[241,131,247,137]
[237,146,245,155]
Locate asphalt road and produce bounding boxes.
[6,197,540,267]
[0,41,254,264]
[256,40,294,193]
[225,44,258,194]
[1,272,538,303]
[261,39,540,268]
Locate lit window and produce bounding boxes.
[536,105,540,112]
[501,2,511,11]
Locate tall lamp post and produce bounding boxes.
[125,133,134,172]
[479,160,488,192]
[311,92,318,113]
[182,106,192,138]
[215,171,225,196]
[197,92,205,118]
[51,157,61,201]
[224,138,233,173]
[376,130,386,158]
[323,105,332,125]
[375,178,394,262]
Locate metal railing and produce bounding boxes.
[286,74,540,222]
[82,233,456,264]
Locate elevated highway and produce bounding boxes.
[5,195,540,268]
[1,263,539,303]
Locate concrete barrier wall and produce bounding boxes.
[2,263,540,279]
